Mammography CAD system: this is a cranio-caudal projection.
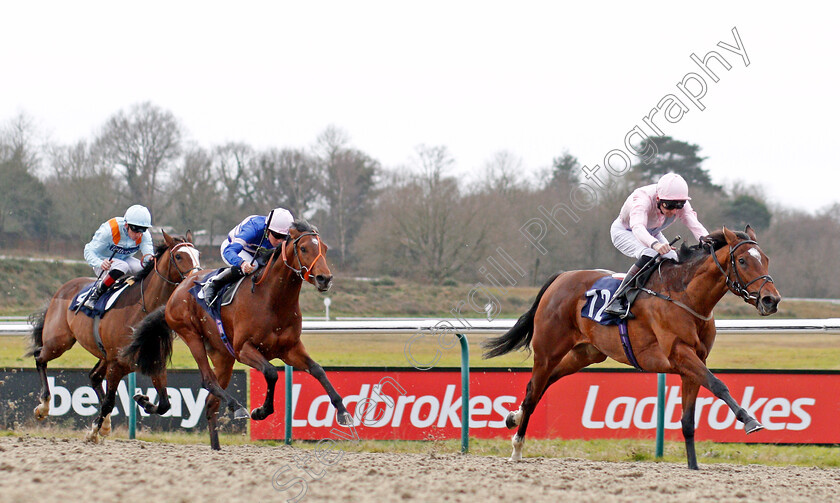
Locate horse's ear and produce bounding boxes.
[288,226,301,239]
[162,230,174,247]
[744,224,757,241]
[722,226,739,246]
[185,229,194,243]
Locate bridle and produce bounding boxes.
[281,231,325,282]
[153,241,202,285]
[704,239,774,305]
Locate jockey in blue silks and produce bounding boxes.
[82,204,154,309]
[200,207,294,304]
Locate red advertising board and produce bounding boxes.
[249,368,840,444]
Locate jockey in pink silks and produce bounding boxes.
[603,173,710,318]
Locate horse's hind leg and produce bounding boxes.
[205,348,237,451]
[284,341,353,426]
[135,373,172,416]
[509,344,605,461]
[32,326,77,420]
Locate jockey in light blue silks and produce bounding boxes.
[82,204,154,309]
[200,207,295,304]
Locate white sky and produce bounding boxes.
[2,1,838,211]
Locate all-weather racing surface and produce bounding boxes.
[0,436,837,503]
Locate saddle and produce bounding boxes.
[70,276,135,317]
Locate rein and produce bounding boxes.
[639,238,774,321]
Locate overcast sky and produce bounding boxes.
[3,1,837,212]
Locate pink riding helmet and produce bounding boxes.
[656,173,691,200]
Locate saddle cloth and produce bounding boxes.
[581,275,624,326]
[69,278,134,318]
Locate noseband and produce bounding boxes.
[705,239,774,305]
[281,231,325,281]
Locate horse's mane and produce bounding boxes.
[269,219,317,258]
[675,228,749,264]
[652,229,751,290]
[135,237,185,282]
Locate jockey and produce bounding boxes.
[603,173,709,318]
[200,207,294,304]
[82,204,154,309]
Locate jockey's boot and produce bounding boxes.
[201,266,244,305]
[82,270,123,310]
[603,255,655,319]
[82,282,105,310]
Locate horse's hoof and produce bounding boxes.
[250,407,266,421]
[233,407,250,420]
[34,405,49,420]
[134,394,149,406]
[745,420,765,434]
[337,412,353,426]
[84,430,100,444]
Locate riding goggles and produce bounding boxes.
[128,224,148,233]
[660,199,686,210]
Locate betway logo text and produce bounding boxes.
[582,385,815,431]
[46,376,209,428]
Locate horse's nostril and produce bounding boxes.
[761,296,778,309]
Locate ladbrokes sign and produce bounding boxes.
[250,368,839,443]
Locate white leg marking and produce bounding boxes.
[100,414,112,436]
[510,434,524,461]
[34,398,50,420]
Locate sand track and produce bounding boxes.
[0,436,837,502]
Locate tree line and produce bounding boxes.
[1,103,839,298]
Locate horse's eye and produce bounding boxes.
[301,247,307,253]
[738,257,746,265]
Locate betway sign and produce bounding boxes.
[0,368,246,431]
[250,369,840,443]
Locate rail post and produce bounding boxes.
[655,373,665,458]
[285,364,293,445]
[128,372,137,439]
[457,333,469,453]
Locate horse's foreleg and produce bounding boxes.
[237,343,277,421]
[676,347,764,436]
[284,342,352,427]
[86,365,122,443]
[680,377,702,470]
[703,369,763,433]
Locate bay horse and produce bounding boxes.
[26,231,201,442]
[124,220,353,450]
[482,226,781,470]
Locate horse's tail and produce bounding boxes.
[482,273,560,359]
[121,306,174,375]
[24,306,48,357]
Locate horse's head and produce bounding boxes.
[285,221,333,292]
[160,230,202,283]
[713,225,781,316]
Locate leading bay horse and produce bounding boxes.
[26,231,201,442]
[124,220,353,450]
[483,226,781,470]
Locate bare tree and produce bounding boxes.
[45,140,121,242]
[312,126,380,265]
[95,102,183,217]
[253,147,319,219]
[0,114,51,238]
[479,150,525,195]
[163,146,219,233]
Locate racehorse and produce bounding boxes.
[124,220,353,450]
[482,226,781,470]
[26,231,201,442]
